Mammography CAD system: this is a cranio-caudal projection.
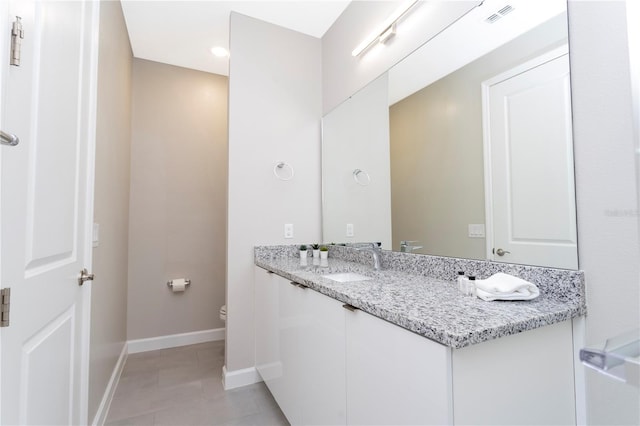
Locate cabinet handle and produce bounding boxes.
[342,304,358,312]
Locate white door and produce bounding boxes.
[0,0,98,424]
[483,47,578,270]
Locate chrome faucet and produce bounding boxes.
[356,242,383,271]
[400,240,423,253]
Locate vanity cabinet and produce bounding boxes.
[254,267,346,425]
[255,266,577,425]
[255,266,451,425]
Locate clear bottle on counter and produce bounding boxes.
[467,275,477,297]
[457,271,466,292]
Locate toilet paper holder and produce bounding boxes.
[167,279,191,289]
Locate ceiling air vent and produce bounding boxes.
[498,5,514,16]
[485,13,501,23]
[485,5,515,24]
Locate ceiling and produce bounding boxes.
[120,0,352,76]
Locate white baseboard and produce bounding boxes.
[128,328,225,354]
[91,343,127,426]
[222,365,262,390]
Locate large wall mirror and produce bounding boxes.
[322,0,578,270]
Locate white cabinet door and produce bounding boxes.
[299,287,347,425]
[452,320,576,425]
[255,269,347,425]
[254,267,303,425]
[345,309,453,425]
[273,275,304,425]
[254,268,280,385]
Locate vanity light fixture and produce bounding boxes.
[210,46,229,58]
[351,0,418,57]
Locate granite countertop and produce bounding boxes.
[254,247,586,349]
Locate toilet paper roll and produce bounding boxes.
[170,278,188,292]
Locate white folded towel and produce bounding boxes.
[474,273,540,301]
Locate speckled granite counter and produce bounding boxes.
[255,245,586,349]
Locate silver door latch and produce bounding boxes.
[11,16,24,66]
[78,269,95,286]
[1,288,10,327]
[494,248,511,256]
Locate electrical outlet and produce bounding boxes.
[284,224,294,239]
[346,223,354,237]
[468,224,485,238]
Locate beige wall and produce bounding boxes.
[389,14,567,260]
[89,0,132,421]
[568,1,639,424]
[127,59,228,340]
[226,13,322,378]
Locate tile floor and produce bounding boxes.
[105,341,289,426]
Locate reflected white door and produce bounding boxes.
[483,47,578,269]
[0,0,98,424]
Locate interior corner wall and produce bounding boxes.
[127,59,228,341]
[568,1,640,424]
[226,13,322,374]
[89,0,132,421]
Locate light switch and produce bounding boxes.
[92,223,100,248]
[468,224,485,238]
[346,223,354,237]
[284,224,294,239]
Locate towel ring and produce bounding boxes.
[274,162,295,181]
[353,169,371,186]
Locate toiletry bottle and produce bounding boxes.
[457,271,465,292]
[467,276,477,297]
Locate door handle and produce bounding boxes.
[342,304,358,312]
[78,268,95,286]
[0,130,19,146]
[495,248,511,256]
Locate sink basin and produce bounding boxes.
[322,272,372,283]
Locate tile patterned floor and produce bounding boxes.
[105,341,289,426]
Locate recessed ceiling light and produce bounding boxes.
[210,47,229,58]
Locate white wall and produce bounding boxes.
[322,74,392,249]
[322,0,480,114]
[89,0,131,421]
[226,13,322,378]
[568,1,640,424]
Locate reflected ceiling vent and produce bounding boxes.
[485,13,501,23]
[485,5,515,24]
[498,5,514,16]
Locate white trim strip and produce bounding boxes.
[127,328,225,354]
[91,343,127,426]
[222,365,262,390]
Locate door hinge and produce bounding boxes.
[11,16,24,67]
[1,288,10,327]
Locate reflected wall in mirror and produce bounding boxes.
[322,0,578,269]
